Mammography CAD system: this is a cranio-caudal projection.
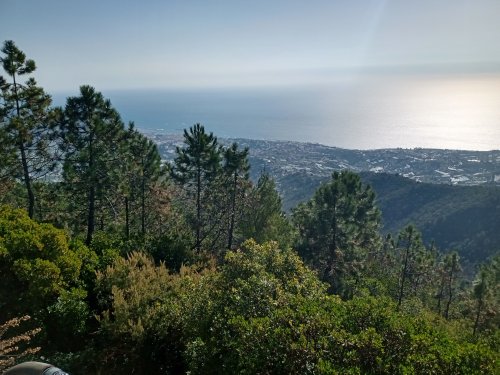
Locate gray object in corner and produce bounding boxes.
[3,361,68,375]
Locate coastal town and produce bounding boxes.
[146,131,500,187]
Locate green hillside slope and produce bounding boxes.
[278,171,500,263]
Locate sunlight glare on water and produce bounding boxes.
[55,74,500,151]
[318,74,500,150]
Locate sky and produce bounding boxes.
[1,0,500,92]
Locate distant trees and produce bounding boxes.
[293,170,381,297]
[440,251,461,319]
[395,225,424,308]
[471,255,499,336]
[0,40,56,218]
[170,125,254,254]
[239,172,294,248]
[120,126,162,239]
[375,224,442,310]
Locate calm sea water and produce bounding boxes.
[53,74,500,151]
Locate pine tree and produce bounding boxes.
[121,126,162,239]
[471,256,499,336]
[238,171,293,247]
[443,251,461,319]
[170,124,221,252]
[222,142,250,249]
[0,40,56,218]
[59,86,126,245]
[472,268,488,336]
[435,255,447,315]
[395,225,427,308]
[293,170,381,297]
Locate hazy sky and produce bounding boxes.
[1,0,499,91]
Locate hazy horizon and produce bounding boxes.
[2,0,499,151]
[50,73,500,151]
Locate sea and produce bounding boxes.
[52,74,500,151]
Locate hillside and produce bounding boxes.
[363,172,500,262]
[278,171,500,263]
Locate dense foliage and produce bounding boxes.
[0,40,498,374]
[293,171,381,297]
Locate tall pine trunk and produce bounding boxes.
[195,166,202,252]
[397,231,413,309]
[125,196,130,239]
[444,263,456,319]
[436,273,445,314]
[473,298,483,336]
[19,141,35,218]
[227,172,237,249]
[86,185,95,245]
[141,174,146,237]
[86,134,95,246]
[13,72,35,218]
[323,199,338,289]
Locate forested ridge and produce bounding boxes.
[1,41,499,374]
[277,171,500,265]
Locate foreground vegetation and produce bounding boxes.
[1,40,499,374]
